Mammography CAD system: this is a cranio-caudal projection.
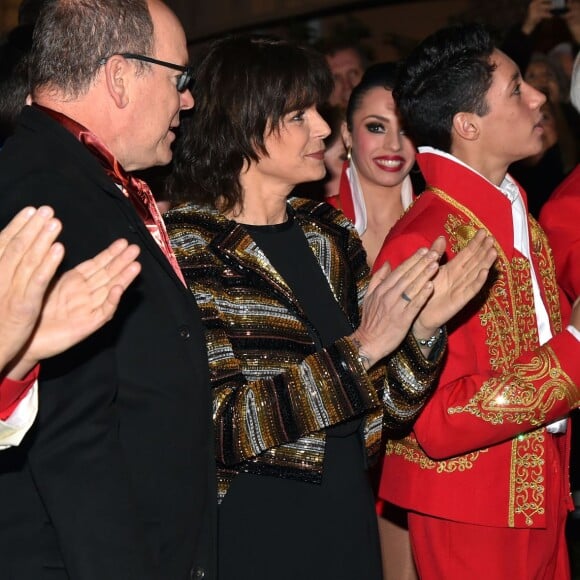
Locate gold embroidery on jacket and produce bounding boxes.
[509,431,545,526]
[386,437,488,473]
[529,216,562,334]
[422,187,570,526]
[448,347,577,426]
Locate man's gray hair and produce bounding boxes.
[29,0,154,100]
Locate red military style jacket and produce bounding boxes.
[377,151,580,528]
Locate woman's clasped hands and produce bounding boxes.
[351,229,497,367]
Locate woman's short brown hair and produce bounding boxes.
[169,35,333,212]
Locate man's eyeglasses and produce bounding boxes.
[98,53,193,93]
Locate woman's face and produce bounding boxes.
[344,87,415,191]
[255,105,331,187]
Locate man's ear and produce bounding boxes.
[103,55,131,108]
[452,111,480,142]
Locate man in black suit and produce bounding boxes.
[0,1,215,578]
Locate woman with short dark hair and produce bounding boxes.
[166,34,496,580]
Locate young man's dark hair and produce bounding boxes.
[393,23,496,152]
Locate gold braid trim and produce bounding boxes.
[509,430,545,526]
[431,189,532,371]
[386,437,488,473]
[528,216,563,333]
[429,192,576,426]
[448,346,579,426]
[425,187,570,526]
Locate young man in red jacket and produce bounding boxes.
[376,23,580,580]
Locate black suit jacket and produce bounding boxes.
[0,106,216,580]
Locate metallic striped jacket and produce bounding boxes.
[166,197,444,501]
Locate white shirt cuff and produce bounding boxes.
[0,381,38,449]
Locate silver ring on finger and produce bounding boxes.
[401,291,412,303]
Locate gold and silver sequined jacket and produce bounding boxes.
[166,197,445,501]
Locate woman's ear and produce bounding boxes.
[340,120,351,150]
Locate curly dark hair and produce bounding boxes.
[393,23,496,152]
[168,35,333,212]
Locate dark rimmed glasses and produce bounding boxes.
[98,53,193,93]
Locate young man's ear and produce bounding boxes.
[452,112,480,142]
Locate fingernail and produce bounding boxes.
[37,206,53,217]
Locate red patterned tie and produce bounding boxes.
[35,105,186,286]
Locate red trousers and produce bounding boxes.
[408,446,570,580]
[408,510,569,580]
